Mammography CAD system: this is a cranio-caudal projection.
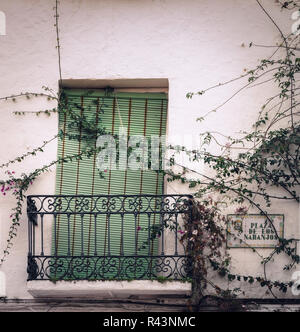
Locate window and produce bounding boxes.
[52,89,168,279]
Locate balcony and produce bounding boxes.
[26,194,193,297]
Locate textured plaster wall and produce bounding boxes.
[0,0,298,299]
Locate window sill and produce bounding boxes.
[27,280,192,299]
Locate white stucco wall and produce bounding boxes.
[0,0,298,300]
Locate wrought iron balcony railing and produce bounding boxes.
[27,194,193,281]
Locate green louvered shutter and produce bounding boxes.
[52,90,168,280]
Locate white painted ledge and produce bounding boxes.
[27,280,191,299]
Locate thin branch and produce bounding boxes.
[55,0,63,85]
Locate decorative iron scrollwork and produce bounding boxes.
[27,194,193,281]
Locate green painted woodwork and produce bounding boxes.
[52,89,168,280]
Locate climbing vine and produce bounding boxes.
[0,0,299,311]
[164,0,300,309]
[0,1,110,264]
